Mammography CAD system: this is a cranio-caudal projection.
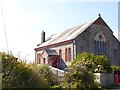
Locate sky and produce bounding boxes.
[0,0,119,62]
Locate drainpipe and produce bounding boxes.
[73,40,76,60]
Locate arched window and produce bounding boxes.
[38,58,41,64]
[59,49,62,62]
[68,48,71,61]
[65,48,68,61]
[37,54,41,64]
[94,32,107,55]
[59,49,62,58]
[43,58,45,64]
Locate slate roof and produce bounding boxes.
[36,15,108,48]
[45,49,58,55]
[37,20,95,48]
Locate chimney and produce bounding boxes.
[41,30,45,43]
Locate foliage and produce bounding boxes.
[61,52,113,89]
[49,85,62,89]
[1,52,57,88]
[112,66,120,74]
[63,63,100,89]
[37,64,58,86]
[70,52,112,73]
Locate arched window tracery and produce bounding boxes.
[94,32,107,55]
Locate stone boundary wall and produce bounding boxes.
[94,73,114,87]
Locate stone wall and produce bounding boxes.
[94,73,114,87]
[75,24,120,66]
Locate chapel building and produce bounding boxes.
[34,14,120,70]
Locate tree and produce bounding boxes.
[61,52,112,89]
[37,64,58,86]
[62,63,100,89]
[71,52,112,73]
[1,52,49,88]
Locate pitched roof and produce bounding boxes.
[36,15,110,49]
[45,49,58,55]
[38,20,94,48]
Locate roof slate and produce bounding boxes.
[45,49,58,55]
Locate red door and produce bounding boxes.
[51,55,60,68]
[114,74,120,84]
[52,58,57,68]
[114,71,120,84]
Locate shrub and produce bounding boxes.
[71,52,112,73]
[1,52,49,88]
[37,64,58,86]
[62,63,100,89]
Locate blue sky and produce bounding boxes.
[20,2,118,36]
[0,0,119,62]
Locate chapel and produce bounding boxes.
[34,14,120,70]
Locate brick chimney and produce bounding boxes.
[41,30,45,43]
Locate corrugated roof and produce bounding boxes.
[37,19,96,48]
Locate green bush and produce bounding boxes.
[49,85,62,89]
[71,52,112,73]
[63,63,100,89]
[1,52,56,88]
[61,52,112,89]
[37,64,58,86]
[112,66,120,74]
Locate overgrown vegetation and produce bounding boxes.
[62,64,100,89]
[37,64,58,86]
[1,52,57,88]
[71,52,112,73]
[1,52,113,89]
[112,66,120,77]
[60,52,112,89]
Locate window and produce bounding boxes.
[94,32,107,55]
[65,48,68,61]
[38,58,41,64]
[68,48,71,61]
[43,58,45,64]
[59,49,62,58]
[37,54,41,64]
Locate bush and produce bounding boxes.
[60,52,112,89]
[71,52,112,73]
[37,64,58,86]
[62,63,100,89]
[49,85,62,89]
[112,66,120,74]
[1,52,52,88]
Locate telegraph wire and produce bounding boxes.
[0,0,9,52]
